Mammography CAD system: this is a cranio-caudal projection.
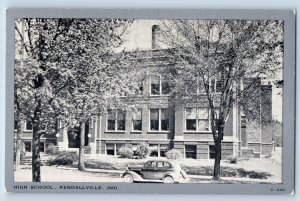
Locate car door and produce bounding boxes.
[156,161,172,179]
[141,161,157,179]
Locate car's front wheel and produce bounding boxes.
[163,176,174,184]
[124,174,134,183]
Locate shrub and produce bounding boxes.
[45,143,59,155]
[47,151,79,166]
[227,156,238,164]
[165,149,183,160]
[135,143,150,159]
[118,147,134,159]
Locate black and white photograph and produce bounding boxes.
[5,9,295,194]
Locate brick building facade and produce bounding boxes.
[14,24,274,160]
[15,62,273,159]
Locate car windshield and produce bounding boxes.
[157,161,171,168]
[144,161,156,167]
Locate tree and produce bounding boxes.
[65,50,138,171]
[158,20,283,180]
[14,18,133,181]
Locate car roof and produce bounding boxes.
[146,160,177,165]
[147,159,170,162]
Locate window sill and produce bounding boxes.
[130,131,143,134]
[105,131,126,133]
[150,94,170,97]
[23,129,47,132]
[183,130,212,134]
[147,130,171,134]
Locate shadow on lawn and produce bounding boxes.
[83,160,119,170]
[66,159,272,180]
[182,166,272,179]
[72,159,145,171]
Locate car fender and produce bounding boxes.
[180,169,188,179]
[162,171,188,182]
[122,171,144,182]
[162,172,177,180]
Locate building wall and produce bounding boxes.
[14,120,58,153]
[15,71,272,159]
[261,85,273,145]
[242,84,273,156]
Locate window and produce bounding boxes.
[14,121,18,130]
[117,110,126,130]
[39,142,45,152]
[150,108,169,131]
[137,82,144,95]
[159,144,169,157]
[241,116,246,128]
[24,141,31,152]
[116,143,125,155]
[185,108,210,131]
[186,108,197,130]
[106,143,115,155]
[150,109,159,130]
[132,109,142,131]
[198,108,209,131]
[107,109,126,131]
[160,109,169,130]
[132,144,138,151]
[149,144,158,157]
[211,78,222,93]
[197,77,222,94]
[157,161,171,168]
[151,76,160,95]
[55,118,61,130]
[185,145,197,159]
[150,75,170,95]
[67,127,80,148]
[25,120,46,131]
[25,121,32,130]
[144,161,156,168]
[107,110,116,130]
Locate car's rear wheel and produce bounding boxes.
[124,174,134,183]
[164,176,174,184]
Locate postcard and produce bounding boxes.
[5,9,296,194]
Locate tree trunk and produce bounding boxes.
[78,123,85,171]
[212,138,222,180]
[212,121,224,181]
[15,121,23,171]
[32,127,41,182]
[32,99,42,182]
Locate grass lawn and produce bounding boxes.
[44,147,282,183]
[75,157,274,179]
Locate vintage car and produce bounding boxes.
[121,160,188,183]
